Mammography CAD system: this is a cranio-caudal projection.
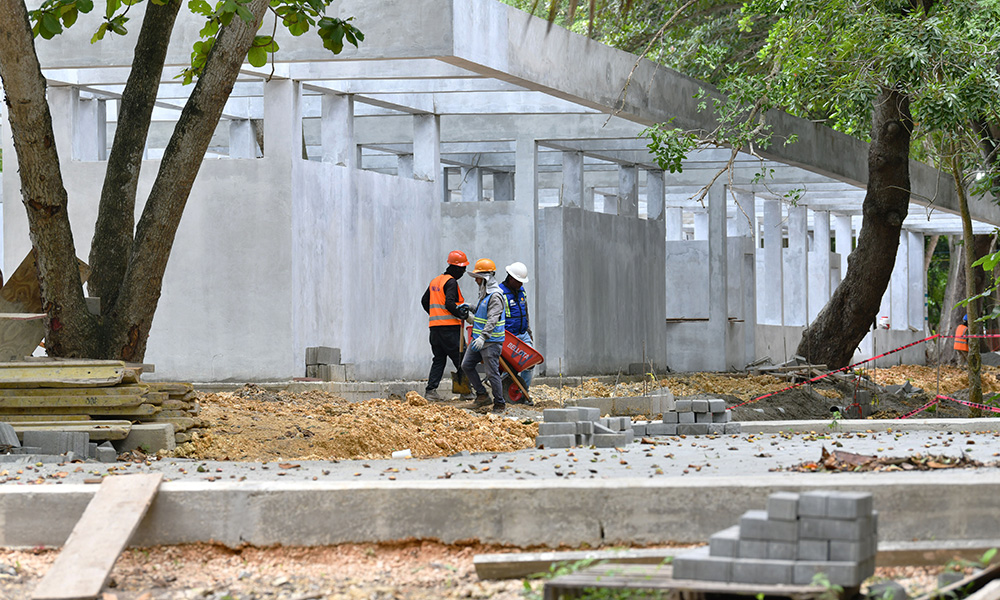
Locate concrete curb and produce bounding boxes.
[3,471,1000,549]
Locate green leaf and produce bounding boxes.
[247,45,268,67]
[234,4,253,23]
[61,6,78,27]
[76,0,94,12]
[104,0,120,19]
[41,12,62,36]
[188,0,212,15]
[91,21,108,43]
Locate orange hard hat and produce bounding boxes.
[447,250,469,267]
[473,258,496,273]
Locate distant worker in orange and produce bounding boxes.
[954,314,969,364]
[421,251,471,402]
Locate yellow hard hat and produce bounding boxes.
[473,258,496,273]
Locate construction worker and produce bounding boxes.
[463,258,506,414]
[421,250,471,401]
[955,314,969,364]
[499,261,534,396]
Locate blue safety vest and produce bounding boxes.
[499,282,528,335]
[472,292,506,343]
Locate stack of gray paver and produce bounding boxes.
[535,408,635,448]
[0,423,118,463]
[673,491,877,587]
[660,398,740,436]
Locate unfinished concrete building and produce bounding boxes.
[3,0,999,381]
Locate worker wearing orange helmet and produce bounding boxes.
[421,250,472,402]
[462,258,507,414]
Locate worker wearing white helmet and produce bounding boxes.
[499,261,535,396]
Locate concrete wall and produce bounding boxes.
[538,206,666,375]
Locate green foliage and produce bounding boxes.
[27,0,363,84]
[643,121,698,173]
[926,236,950,332]
[522,558,672,600]
[811,572,844,600]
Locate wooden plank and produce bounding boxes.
[0,403,159,417]
[12,421,131,441]
[967,580,1000,600]
[475,548,680,580]
[145,382,194,395]
[0,362,125,388]
[0,415,91,422]
[0,393,146,409]
[32,473,162,600]
[0,385,150,398]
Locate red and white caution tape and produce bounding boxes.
[896,398,939,419]
[936,394,1000,414]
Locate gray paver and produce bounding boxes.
[22,431,89,456]
[767,491,800,521]
[677,423,709,435]
[713,410,731,423]
[798,491,830,517]
[575,407,601,422]
[768,541,797,560]
[538,422,576,436]
[723,422,741,434]
[675,399,693,412]
[740,510,797,541]
[663,412,679,424]
[731,558,794,585]
[695,412,712,424]
[707,424,724,435]
[691,399,709,413]
[709,526,740,558]
[593,433,629,448]
[738,539,768,559]
[632,423,647,436]
[646,422,676,436]
[709,399,726,412]
[679,412,695,424]
[797,539,829,561]
[826,491,873,519]
[593,422,614,434]
[543,409,577,423]
[535,434,575,448]
[576,421,594,435]
[673,547,733,582]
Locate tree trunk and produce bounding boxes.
[0,1,99,357]
[954,156,983,408]
[88,0,183,320]
[796,88,912,368]
[105,0,270,361]
[923,234,940,275]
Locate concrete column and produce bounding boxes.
[761,199,783,326]
[561,151,584,208]
[460,167,483,202]
[494,171,514,202]
[618,165,638,218]
[396,154,414,179]
[515,135,539,365]
[693,212,708,241]
[646,170,665,220]
[733,190,757,365]
[263,79,301,162]
[808,210,831,323]
[890,230,908,330]
[665,207,683,241]
[73,95,102,161]
[583,188,596,211]
[908,231,924,331]
[783,205,808,326]
[321,93,354,168]
[834,214,852,281]
[229,119,257,158]
[707,182,728,371]
[731,190,755,238]
[413,113,440,183]
[47,86,75,161]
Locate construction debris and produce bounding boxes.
[779,447,986,473]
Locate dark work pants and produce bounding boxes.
[427,325,462,392]
[462,342,504,407]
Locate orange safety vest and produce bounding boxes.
[427,274,465,327]
[954,323,969,352]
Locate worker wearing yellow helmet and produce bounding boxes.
[462,258,507,414]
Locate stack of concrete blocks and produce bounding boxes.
[0,423,118,463]
[568,388,674,418]
[535,408,636,448]
[655,398,740,436]
[305,346,349,381]
[673,491,877,587]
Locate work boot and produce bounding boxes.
[491,403,506,415]
[424,389,444,402]
[460,393,476,402]
[473,393,491,409]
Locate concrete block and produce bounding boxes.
[22,431,89,456]
[793,561,866,587]
[691,399,709,413]
[576,421,594,435]
[625,430,635,445]
[593,422,615,434]
[797,540,829,561]
[866,581,909,600]
[767,492,800,521]
[593,433,630,448]
[576,407,600,422]
[575,434,593,447]
[619,417,633,430]
[695,412,712,423]
[543,409,577,423]
[798,491,830,517]
[14,447,42,455]
[663,411,679,424]
[598,418,616,431]
[826,491,873,519]
[799,516,873,541]
[678,412,695,424]
[708,399,726,412]
[612,397,654,417]
[88,442,98,459]
[707,424,724,435]
[114,423,176,453]
[675,399,693,412]
[829,540,871,562]
[738,539,769,559]
[713,410,731,423]
[673,547,733,582]
[632,423,647,436]
[305,346,340,365]
[677,423,709,436]
[535,434,575,449]
[709,526,740,558]
[740,510,797,542]
[646,422,677,436]
[724,423,741,434]
[538,422,576,436]
[571,398,614,417]
[95,446,118,463]
[768,541,797,560]
[0,423,19,448]
[731,558,794,585]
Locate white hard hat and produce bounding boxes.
[505,261,529,283]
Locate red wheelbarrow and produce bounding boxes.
[464,326,544,404]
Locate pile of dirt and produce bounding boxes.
[171,387,537,461]
[866,364,1000,396]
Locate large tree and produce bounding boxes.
[0,0,361,361]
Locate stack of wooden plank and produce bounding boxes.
[0,359,203,445]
